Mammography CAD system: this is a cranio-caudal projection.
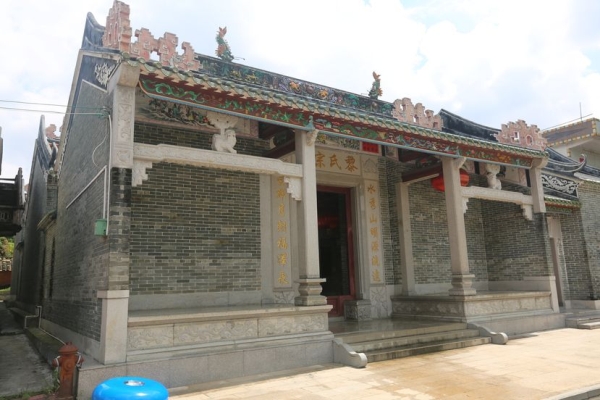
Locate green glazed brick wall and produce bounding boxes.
[483,199,552,281]
[380,158,403,286]
[133,121,269,156]
[555,210,587,300]
[130,162,261,294]
[408,180,452,284]
[130,122,265,295]
[406,172,489,285]
[576,182,600,298]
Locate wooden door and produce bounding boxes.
[317,186,356,317]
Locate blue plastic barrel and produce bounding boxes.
[92,376,168,400]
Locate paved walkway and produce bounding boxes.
[170,328,600,400]
[0,301,54,398]
[2,301,600,399]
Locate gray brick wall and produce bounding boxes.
[43,81,110,341]
[17,150,47,306]
[129,162,261,295]
[408,177,484,284]
[408,180,452,284]
[554,210,586,300]
[133,122,269,156]
[483,200,552,281]
[576,182,600,298]
[379,158,403,285]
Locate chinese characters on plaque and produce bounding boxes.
[273,176,292,288]
[365,180,383,284]
[315,148,361,175]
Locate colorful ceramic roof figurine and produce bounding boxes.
[215,26,234,62]
[368,72,382,99]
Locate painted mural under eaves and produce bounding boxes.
[134,88,258,137]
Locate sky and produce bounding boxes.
[1,0,599,180]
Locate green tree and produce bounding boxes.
[0,237,14,259]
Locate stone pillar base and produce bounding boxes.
[449,274,477,296]
[295,278,327,306]
[344,300,372,321]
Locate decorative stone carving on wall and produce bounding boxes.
[102,0,200,71]
[497,120,547,151]
[541,174,578,197]
[174,320,258,345]
[258,314,327,337]
[484,163,502,190]
[132,160,152,186]
[206,111,239,154]
[283,177,302,201]
[127,326,173,350]
[273,291,295,305]
[370,286,390,318]
[391,98,443,130]
[94,63,116,88]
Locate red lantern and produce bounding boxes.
[431,169,470,192]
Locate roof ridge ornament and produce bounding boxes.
[368,72,382,99]
[216,27,234,62]
[102,1,200,71]
[497,120,547,151]
[391,98,442,130]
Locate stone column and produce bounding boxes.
[396,182,415,295]
[442,157,476,296]
[530,158,547,214]
[294,130,326,306]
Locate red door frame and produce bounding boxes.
[317,185,356,317]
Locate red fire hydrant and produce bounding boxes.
[52,342,84,400]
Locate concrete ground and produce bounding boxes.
[170,328,600,400]
[0,301,54,399]
[2,300,600,399]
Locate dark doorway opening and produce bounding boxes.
[317,186,355,317]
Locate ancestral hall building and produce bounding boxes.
[10,1,600,397]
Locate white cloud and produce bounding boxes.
[1,0,599,180]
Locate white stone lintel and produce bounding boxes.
[97,290,130,299]
[462,186,534,220]
[132,143,303,187]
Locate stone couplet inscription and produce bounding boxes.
[272,176,292,289]
[364,180,384,284]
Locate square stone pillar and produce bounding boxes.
[442,157,476,296]
[396,182,416,295]
[294,130,327,306]
[530,159,547,214]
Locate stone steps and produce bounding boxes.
[565,314,600,330]
[335,322,490,363]
[365,337,491,363]
[579,321,600,330]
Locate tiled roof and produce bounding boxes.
[133,57,547,166]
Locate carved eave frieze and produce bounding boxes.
[137,74,547,168]
[541,173,579,198]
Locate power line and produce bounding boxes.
[0,99,102,110]
[0,106,104,115]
